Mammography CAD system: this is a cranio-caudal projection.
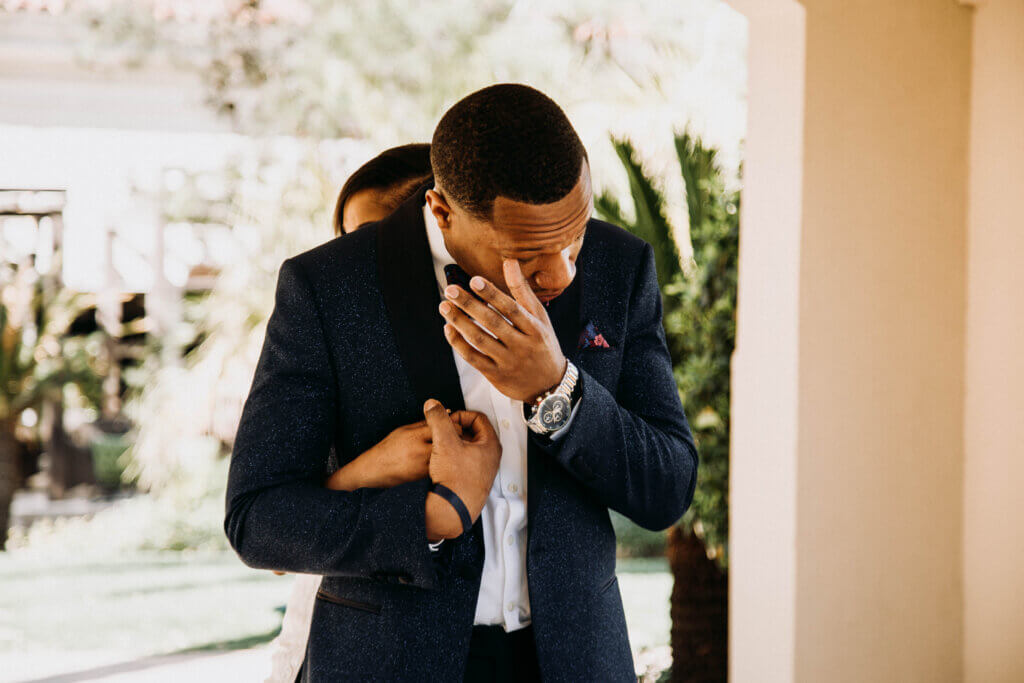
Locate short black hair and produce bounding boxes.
[332,143,432,235]
[430,83,587,219]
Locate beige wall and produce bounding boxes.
[796,0,971,680]
[963,1,1024,681]
[731,0,974,680]
[728,1,804,681]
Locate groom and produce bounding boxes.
[226,83,698,681]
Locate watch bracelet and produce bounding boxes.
[524,360,580,430]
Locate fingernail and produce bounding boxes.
[444,285,459,298]
[439,302,450,315]
[470,276,485,291]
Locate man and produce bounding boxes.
[226,83,698,681]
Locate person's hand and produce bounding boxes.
[438,258,567,404]
[423,399,501,538]
[326,417,464,491]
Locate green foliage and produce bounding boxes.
[1,265,104,425]
[596,130,738,568]
[611,509,667,558]
[594,138,682,290]
[90,432,131,490]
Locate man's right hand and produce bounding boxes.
[423,399,501,540]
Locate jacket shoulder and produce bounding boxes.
[585,217,650,254]
[582,217,652,274]
[284,222,380,290]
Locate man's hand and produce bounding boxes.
[423,399,501,540]
[438,258,567,404]
[326,418,467,492]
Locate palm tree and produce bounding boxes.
[596,130,738,681]
[0,261,102,548]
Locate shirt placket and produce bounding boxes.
[492,387,529,627]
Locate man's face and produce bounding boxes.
[425,161,593,304]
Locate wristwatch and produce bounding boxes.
[524,359,580,435]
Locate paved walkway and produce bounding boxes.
[4,648,272,683]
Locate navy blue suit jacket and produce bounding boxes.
[225,181,698,681]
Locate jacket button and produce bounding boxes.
[396,574,412,585]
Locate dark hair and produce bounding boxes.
[332,143,433,235]
[430,83,588,220]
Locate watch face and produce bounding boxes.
[539,394,572,430]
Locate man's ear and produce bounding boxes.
[425,188,454,231]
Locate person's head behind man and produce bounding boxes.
[334,143,433,236]
[426,83,593,304]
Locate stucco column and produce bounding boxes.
[730,0,971,680]
[963,1,1024,682]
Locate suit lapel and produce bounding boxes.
[377,183,592,413]
[377,186,595,565]
[376,181,466,414]
[542,266,584,363]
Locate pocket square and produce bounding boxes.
[577,320,611,349]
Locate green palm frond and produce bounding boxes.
[597,128,739,569]
[599,136,682,289]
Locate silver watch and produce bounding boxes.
[525,360,579,435]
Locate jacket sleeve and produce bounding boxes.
[224,257,441,590]
[529,243,699,531]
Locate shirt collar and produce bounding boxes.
[422,189,456,295]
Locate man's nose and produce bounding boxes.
[533,249,576,291]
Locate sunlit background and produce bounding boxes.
[0,1,746,680]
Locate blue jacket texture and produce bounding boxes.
[225,181,698,681]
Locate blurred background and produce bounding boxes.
[4,1,1024,682]
[0,1,745,681]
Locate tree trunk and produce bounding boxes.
[0,421,22,550]
[668,524,728,682]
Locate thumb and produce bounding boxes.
[423,399,458,448]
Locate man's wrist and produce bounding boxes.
[425,490,463,540]
[527,358,569,405]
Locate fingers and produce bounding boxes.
[468,276,535,334]
[444,323,498,371]
[423,399,458,449]
[502,258,544,318]
[443,282,529,338]
[449,410,498,444]
[440,299,507,358]
[408,416,463,443]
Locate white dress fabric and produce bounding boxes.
[264,573,321,683]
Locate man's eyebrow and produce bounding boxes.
[505,223,588,257]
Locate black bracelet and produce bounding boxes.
[430,483,473,535]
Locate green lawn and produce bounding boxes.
[0,551,670,679]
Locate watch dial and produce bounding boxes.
[540,395,572,430]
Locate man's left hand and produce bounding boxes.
[439,258,566,404]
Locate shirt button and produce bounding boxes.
[507,536,514,546]
[500,418,511,429]
[507,483,518,494]
[506,602,515,612]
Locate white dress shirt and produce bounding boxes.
[262,198,584,678]
[421,196,579,631]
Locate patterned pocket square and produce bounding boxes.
[577,320,612,349]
